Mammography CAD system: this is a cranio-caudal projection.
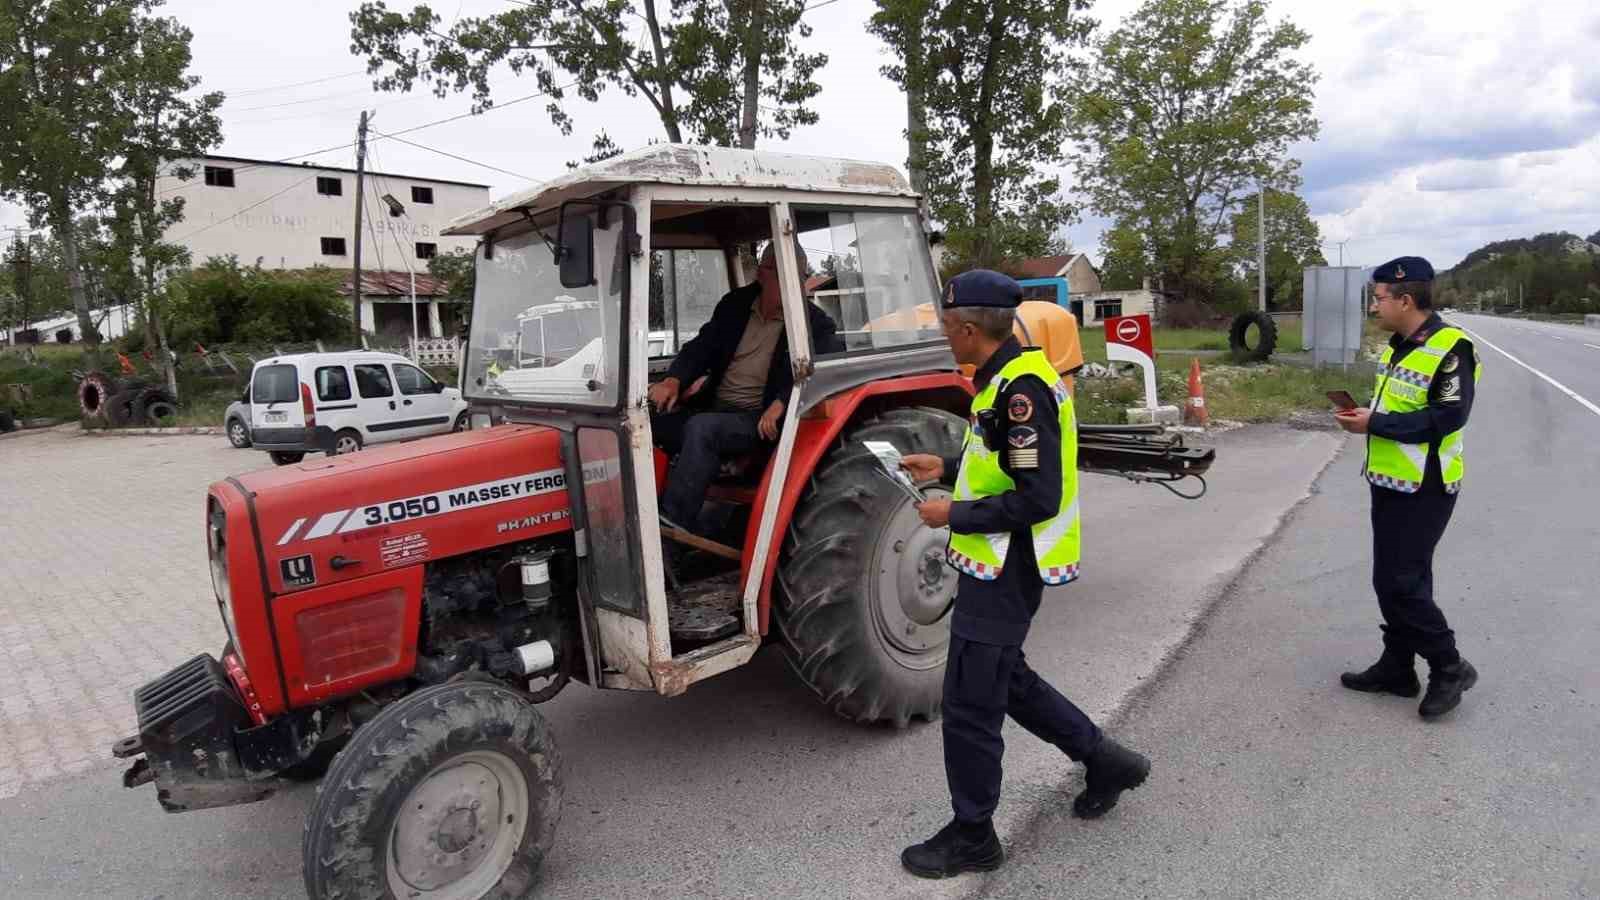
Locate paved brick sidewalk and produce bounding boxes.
[0,430,267,799]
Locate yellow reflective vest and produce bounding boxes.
[1365,325,1482,493]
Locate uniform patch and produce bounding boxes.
[1441,353,1460,373]
[1439,374,1462,403]
[1008,448,1040,469]
[1007,393,1033,423]
[1008,425,1039,448]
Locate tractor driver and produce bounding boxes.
[648,241,843,535]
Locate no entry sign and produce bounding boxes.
[1106,314,1155,360]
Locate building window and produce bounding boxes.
[321,237,347,256]
[411,186,434,204]
[415,242,437,260]
[1093,298,1123,321]
[316,176,343,196]
[204,165,235,187]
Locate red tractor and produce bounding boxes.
[112,145,1210,899]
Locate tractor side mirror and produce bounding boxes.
[557,205,595,289]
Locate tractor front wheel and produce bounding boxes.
[303,681,562,900]
[775,406,967,726]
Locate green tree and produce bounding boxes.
[1225,188,1325,309]
[872,0,1094,271]
[427,247,476,334]
[1098,223,1150,291]
[0,0,151,342]
[104,14,222,395]
[1069,0,1319,303]
[165,258,352,347]
[348,0,826,149]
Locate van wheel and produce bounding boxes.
[452,412,469,433]
[226,418,251,448]
[329,429,363,456]
[302,682,562,900]
[270,451,305,466]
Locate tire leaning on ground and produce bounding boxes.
[77,372,115,422]
[226,418,251,448]
[104,388,142,428]
[137,387,178,425]
[302,681,563,900]
[775,406,968,726]
[1228,311,1278,362]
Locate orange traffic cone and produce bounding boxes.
[1184,357,1208,427]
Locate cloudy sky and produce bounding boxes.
[4,0,1598,271]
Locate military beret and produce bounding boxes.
[942,269,1022,309]
[1372,256,1434,283]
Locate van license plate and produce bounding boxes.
[265,411,288,423]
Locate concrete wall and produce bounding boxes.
[1076,289,1156,325]
[1064,254,1103,295]
[162,157,490,271]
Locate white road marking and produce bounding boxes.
[1459,325,1600,421]
[1585,343,1600,351]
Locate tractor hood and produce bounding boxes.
[227,424,575,597]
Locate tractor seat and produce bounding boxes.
[704,449,771,505]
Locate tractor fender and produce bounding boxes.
[742,372,974,634]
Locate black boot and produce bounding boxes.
[1419,658,1478,719]
[1072,737,1151,819]
[1340,648,1420,697]
[900,819,1004,879]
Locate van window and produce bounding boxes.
[354,364,394,398]
[394,363,435,396]
[316,366,352,402]
[251,365,298,404]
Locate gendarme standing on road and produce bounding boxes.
[898,269,1150,879]
[1334,256,1482,718]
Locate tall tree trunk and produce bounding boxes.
[970,8,1008,268]
[738,0,764,149]
[904,11,929,211]
[51,203,97,344]
[641,0,682,142]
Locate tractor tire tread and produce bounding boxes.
[302,681,562,900]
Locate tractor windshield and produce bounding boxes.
[464,220,624,407]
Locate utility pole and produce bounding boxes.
[1257,182,1267,312]
[352,111,371,343]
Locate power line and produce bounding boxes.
[162,81,574,196]
[204,69,369,98]
[373,131,537,181]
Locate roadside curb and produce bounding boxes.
[963,430,1352,897]
[85,426,224,437]
[0,422,75,442]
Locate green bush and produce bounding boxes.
[165,257,353,348]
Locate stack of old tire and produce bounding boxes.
[77,371,178,428]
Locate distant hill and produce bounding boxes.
[1438,230,1600,314]
[1450,231,1600,272]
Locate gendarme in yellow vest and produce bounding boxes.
[947,350,1081,584]
[1365,325,1482,494]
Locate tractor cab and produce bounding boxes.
[445,144,966,701]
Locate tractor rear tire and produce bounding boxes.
[1228,311,1278,362]
[775,406,967,726]
[303,681,562,900]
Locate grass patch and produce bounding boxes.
[1077,320,1306,359]
[1075,351,1378,425]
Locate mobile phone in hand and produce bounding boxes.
[1326,390,1357,411]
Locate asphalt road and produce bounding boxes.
[981,314,1600,899]
[0,423,1339,899]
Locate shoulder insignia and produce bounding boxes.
[1439,375,1462,403]
[1008,425,1039,448]
[1441,353,1459,373]
[1008,447,1040,469]
[1008,392,1033,423]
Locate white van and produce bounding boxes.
[248,351,469,465]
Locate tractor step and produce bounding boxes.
[668,572,742,643]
